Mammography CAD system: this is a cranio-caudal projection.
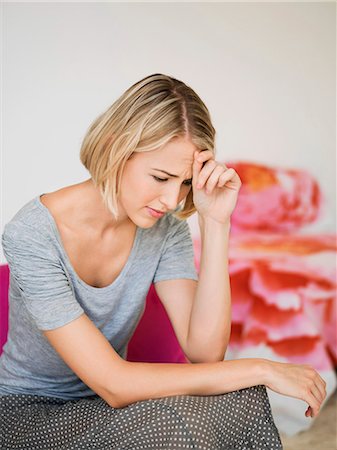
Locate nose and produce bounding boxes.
[159,185,183,212]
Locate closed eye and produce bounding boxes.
[152,176,192,186]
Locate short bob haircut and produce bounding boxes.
[79,73,216,221]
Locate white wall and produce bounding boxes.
[1,1,335,262]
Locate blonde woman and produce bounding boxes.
[0,74,326,449]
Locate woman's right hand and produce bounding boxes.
[262,360,327,418]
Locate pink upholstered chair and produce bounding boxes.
[0,264,188,364]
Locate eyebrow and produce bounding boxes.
[152,168,192,181]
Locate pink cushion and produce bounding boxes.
[0,264,187,363]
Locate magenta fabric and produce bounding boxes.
[0,264,187,363]
[126,283,188,363]
[0,265,9,355]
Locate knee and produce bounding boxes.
[240,384,269,403]
[241,385,275,420]
[244,384,268,396]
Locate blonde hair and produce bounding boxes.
[79,73,216,220]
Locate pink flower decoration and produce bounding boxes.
[226,161,323,233]
[192,157,336,372]
[193,230,336,372]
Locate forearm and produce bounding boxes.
[112,358,267,409]
[187,216,231,363]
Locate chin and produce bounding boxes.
[127,208,158,229]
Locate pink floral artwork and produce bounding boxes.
[227,162,323,233]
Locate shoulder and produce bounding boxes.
[2,196,55,255]
[2,222,57,265]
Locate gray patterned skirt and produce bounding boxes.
[0,384,283,449]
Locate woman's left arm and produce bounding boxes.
[186,217,231,363]
[186,150,242,363]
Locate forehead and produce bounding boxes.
[137,138,198,170]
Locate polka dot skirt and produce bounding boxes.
[0,384,283,449]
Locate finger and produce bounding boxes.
[205,166,226,193]
[311,383,324,405]
[217,168,236,187]
[195,151,216,169]
[309,371,327,405]
[192,152,203,184]
[313,376,327,407]
[305,406,315,418]
[316,378,327,403]
[305,390,321,417]
[305,406,312,417]
[195,160,217,189]
[317,374,327,399]
[195,150,214,162]
[320,374,327,388]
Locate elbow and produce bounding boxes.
[207,352,226,363]
[109,393,140,410]
[98,373,129,409]
[101,361,132,409]
[218,345,228,361]
[187,351,226,364]
[188,346,227,364]
[103,389,131,409]
[188,356,222,364]
[108,398,124,409]
[218,345,228,362]
[98,387,122,409]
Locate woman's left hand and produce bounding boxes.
[192,150,242,224]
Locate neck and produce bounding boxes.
[66,178,132,237]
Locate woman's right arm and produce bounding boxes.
[43,313,327,417]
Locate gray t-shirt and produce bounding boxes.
[0,195,198,399]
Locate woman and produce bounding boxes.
[0,73,326,449]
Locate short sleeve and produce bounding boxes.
[153,218,198,284]
[2,221,84,330]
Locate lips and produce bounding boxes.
[150,207,166,213]
[146,207,166,218]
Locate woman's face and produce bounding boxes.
[118,136,198,228]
